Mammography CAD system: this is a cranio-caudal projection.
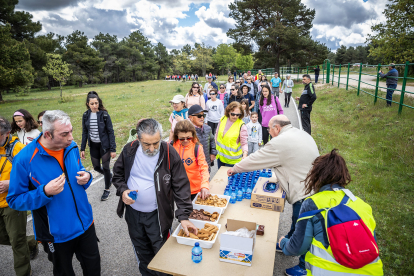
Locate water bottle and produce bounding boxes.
[246,185,252,199]
[192,242,202,263]
[236,187,243,201]
[224,187,231,196]
[267,169,272,178]
[230,188,236,204]
[242,185,247,199]
[128,191,137,201]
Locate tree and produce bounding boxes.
[181,44,192,55]
[335,45,347,64]
[0,24,34,102]
[43,54,72,100]
[172,52,192,75]
[236,54,254,71]
[92,32,118,84]
[213,44,238,75]
[0,0,42,41]
[154,42,172,79]
[192,43,213,76]
[228,0,315,73]
[63,30,104,87]
[367,0,414,68]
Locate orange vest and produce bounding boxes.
[172,141,209,194]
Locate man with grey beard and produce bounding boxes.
[112,118,196,276]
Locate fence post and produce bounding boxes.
[374,63,381,104]
[297,67,299,82]
[357,63,362,96]
[398,61,410,114]
[306,66,309,75]
[322,64,325,84]
[346,63,350,90]
[332,65,335,85]
[338,64,342,88]
[326,60,330,84]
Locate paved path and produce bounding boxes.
[0,96,302,276]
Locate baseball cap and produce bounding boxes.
[169,95,185,104]
[188,105,207,116]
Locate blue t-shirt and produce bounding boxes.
[271,77,281,87]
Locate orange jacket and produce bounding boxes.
[172,140,209,195]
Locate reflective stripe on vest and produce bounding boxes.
[303,191,384,276]
[216,116,244,165]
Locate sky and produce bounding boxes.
[16,0,389,52]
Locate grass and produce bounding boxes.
[291,83,414,276]
[1,79,215,170]
[3,77,413,274]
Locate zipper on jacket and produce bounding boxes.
[154,158,164,238]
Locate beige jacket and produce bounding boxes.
[232,125,319,204]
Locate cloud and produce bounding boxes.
[17,0,82,11]
[195,0,235,31]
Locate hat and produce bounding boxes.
[247,71,251,73]
[169,95,185,104]
[274,72,278,75]
[188,105,207,116]
[240,83,251,92]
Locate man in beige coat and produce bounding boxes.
[227,115,319,271]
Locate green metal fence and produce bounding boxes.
[324,60,414,114]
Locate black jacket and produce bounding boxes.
[298,83,317,111]
[112,141,193,234]
[81,110,116,153]
[195,124,217,169]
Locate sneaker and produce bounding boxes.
[285,265,306,276]
[276,242,283,253]
[101,190,111,201]
[30,243,39,260]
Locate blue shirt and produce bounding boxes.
[271,77,281,87]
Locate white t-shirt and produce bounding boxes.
[127,145,159,212]
[206,99,224,123]
[226,82,234,94]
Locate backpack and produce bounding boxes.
[299,189,379,269]
[170,141,199,164]
[0,136,19,177]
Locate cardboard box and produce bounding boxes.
[250,177,286,212]
[219,219,256,266]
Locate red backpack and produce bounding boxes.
[299,190,379,269]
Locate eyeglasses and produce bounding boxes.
[178,137,193,141]
[220,87,225,89]
[210,93,217,95]
[230,113,242,117]
[235,81,241,83]
[191,114,206,118]
[231,89,236,91]
[37,120,42,124]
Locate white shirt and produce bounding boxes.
[17,129,40,145]
[226,82,234,94]
[206,99,224,123]
[127,145,159,212]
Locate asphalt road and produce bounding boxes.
[0,95,303,276]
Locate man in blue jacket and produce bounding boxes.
[379,63,398,107]
[7,110,100,276]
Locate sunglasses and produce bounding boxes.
[37,120,42,124]
[235,81,241,83]
[220,87,225,89]
[210,93,217,95]
[230,113,242,117]
[192,86,199,89]
[191,114,206,118]
[178,137,193,141]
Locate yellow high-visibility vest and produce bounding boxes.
[216,116,244,165]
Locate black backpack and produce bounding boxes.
[0,136,19,177]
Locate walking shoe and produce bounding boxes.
[285,265,306,276]
[101,190,111,201]
[30,243,39,260]
[276,242,283,253]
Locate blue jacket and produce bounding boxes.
[280,184,377,256]
[379,68,398,86]
[7,135,94,243]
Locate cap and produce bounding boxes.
[274,72,278,75]
[169,95,185,104]
[188,105,207,116]
[247,71,251,73]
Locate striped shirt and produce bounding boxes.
[89,112,101,143]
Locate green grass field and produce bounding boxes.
[2,77,413,275]
[291,83,414,276]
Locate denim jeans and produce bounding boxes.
[386,84,397,105]
[285,200,306,269]
[315,75,319,83]
[217,158,235,169]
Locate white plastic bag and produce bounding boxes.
[224,227,255,238]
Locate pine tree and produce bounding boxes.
[154,42,172,80]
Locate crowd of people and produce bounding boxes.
[0,71,383,276]
[165,74,199,81]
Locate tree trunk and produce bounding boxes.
[60,82,63,99]
[0,91,3,103]
[133,70,136,82]
[105,77,107,84]
[274,52,280,75]
[79,81,82,88]
[47,76,51,90]
[157,68,161,80]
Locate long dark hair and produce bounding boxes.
[230,84,242,99]
[11,109,39,133]
[188,82,203,96]
[304,149,352,195]
[260,84,272,106]
[241,99,250,116]
[86,91,107,111]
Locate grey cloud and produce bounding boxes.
[202,18,234,30]
[17,0,82,11]
[306,0,377,28]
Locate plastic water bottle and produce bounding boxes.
[192,242,202,263]
[246,185,252,199]
[128,191,137,201]
[267,169,272,178]
[230,188,236,204]
[242,185,247,199]
[236,187,243,201]
[224,187,231,196]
